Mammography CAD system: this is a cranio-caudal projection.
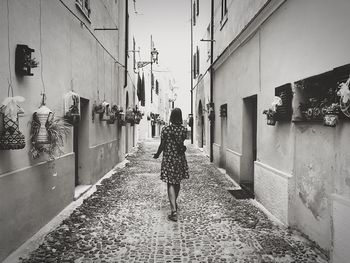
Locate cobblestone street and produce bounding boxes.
[19,139,328,263]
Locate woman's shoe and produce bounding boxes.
[168,211,178,222]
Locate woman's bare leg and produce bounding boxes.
[167,183,177,212]
[174,184,180,210]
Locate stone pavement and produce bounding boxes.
[18,139,328,263]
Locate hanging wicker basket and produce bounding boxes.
[64,91,80,125]
[0,111,25,150]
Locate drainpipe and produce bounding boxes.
[190,0,194,144]
[209,0,214,162]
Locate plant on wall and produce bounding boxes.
[125,107,135,124]
[30,100,71,159]
[0,95,26,150]
[337,75,350,118]
[263,96,282,126]
[322,103,340,127]
[64,91,80,125]
[133,106,143,124]
[15,44,39,76]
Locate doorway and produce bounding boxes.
[241,95,257,195]
[73,98,90,189]
[198,100,204,147]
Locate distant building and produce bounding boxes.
[0,0,134,261]
[192,0,350,262]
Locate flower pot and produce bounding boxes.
[323,113,338,127]
[125,108,135,124]
[34,105,53,144]
[266,116,276,126]
[64,91,80,125]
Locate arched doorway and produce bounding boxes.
[198,100,205,148]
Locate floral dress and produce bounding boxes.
[160,124,189,184]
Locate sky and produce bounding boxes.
[130,0,192,117]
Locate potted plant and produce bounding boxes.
[125,107,135,124]
[30,104,71,159]
[263,96,282,126]
[63,91,80,125]
[322,103,340,127]
[337,77,350,118]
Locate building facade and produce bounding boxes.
[192,0,350,262]
[0,0,135,261]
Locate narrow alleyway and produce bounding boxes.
[19,139,328,263]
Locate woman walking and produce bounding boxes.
[153,108,189,222]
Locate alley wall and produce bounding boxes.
[0,0,129,261]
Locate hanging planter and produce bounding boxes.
[322,103,340,127]
[107,104,118,124]
[100,102,111,121]
[262,109,277,126]
[63,91,80,125]
[30,102,70,159]
[115,106,126,126]
[125,107,135,124]
[133,106,142,124]
[0,96,26,150]
[263,96,282,126]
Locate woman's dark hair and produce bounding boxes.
[170,108,183,125]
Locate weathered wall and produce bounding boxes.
[211,0,350,256]
[259,0,350,252]
[0,0,126,260]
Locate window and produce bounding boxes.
[221,0,228,19]
[193,1,196,26]
[196,46,200,76]
[193,46,200,79]
[220,0,228,28]
[196,0,199,16]
[76,0,91,20]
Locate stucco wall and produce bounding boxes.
[0,154,74,261]
[0,0,127,260]
[259,0,350,251]
[211,0,350,255]
[213,0,268,59]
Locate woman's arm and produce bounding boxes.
[153,137,165,159]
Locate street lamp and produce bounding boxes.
[137,36,159,104]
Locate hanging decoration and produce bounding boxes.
[263,96,282,126]
[63,91,80,125]
[125,107,135,125]
[133,105,143,124]
[0,86,26,150]
[115,106,126,126]
[100,101,111,121]
[30,94,70,159]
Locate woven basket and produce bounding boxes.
[0,113,25,150]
